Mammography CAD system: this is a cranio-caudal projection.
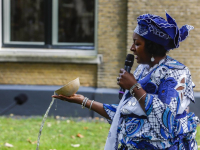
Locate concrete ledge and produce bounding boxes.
[0,49,103,64]
[0,85,199,118]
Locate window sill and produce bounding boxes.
[0,48,102,64]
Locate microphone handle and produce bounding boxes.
[124,66,132,73]
[118,66,132,100]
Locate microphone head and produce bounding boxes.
[125,54,134,67]
[14,94,28,105]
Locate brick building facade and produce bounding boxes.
[0,0,200,91]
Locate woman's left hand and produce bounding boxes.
[117,68,137,90]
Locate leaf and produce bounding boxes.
[47,122,52,127]
[100,118,105,121]
[71,135,75,139]
[55,116,60,119]
[77,133,84,138]
[32,141,37,144]
[83,127,88,130]
[95,117,99,120]
[59,134,64,137]
[71,144,80,147]
[27,139,37,144]
[27,139,32,144]
[4,142,14,147]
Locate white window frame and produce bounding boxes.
[0,0,101,64]
[52,0,95,46]
[3,0,44,45]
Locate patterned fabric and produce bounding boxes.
[134,12,194,50]
[103,56,199,150]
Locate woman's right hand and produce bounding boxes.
[51,94,84,104]
[52,94,111,120]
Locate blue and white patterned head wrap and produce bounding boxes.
[134,12,194,50]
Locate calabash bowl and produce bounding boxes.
[55,77,80,96]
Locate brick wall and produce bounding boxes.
[97,0,128,88]
[127,0,200,91]
[0,63,97,87]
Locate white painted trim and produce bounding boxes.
[3,0,10,44]
[52,0,58,45]
[194,92,200,98]
[3,41,44,45]
[0,48,102,64]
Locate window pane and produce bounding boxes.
[10,0,44,42]
[58,0,95,43]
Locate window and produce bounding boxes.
[2,0,96,50]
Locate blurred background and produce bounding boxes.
[0,0,200,118]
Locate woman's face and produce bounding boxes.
[130,32,151,64]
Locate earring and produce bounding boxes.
[151,55,155,62]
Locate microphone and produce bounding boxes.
[0,94,28,115]
[119,54,134,100]
[14,94,28,105]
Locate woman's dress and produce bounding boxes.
[103,56,199,150]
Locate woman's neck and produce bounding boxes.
[149,55,166,68]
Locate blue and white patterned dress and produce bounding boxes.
[103,56,199,150]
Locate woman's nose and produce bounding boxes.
[130,44,135,51]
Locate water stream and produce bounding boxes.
[36,95,56,150]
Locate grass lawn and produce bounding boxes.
[0,116,199,150]
[0,116,110,150]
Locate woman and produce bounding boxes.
[52,12,199,150]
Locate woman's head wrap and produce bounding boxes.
[134,12,194,51]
